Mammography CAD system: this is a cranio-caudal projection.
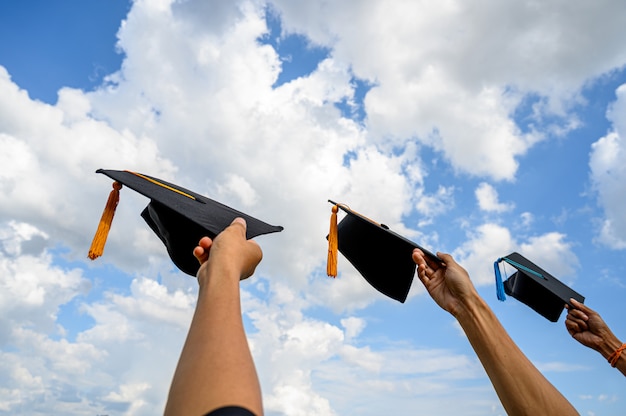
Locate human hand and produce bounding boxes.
[193,236,213,265]
[565,299,614,352]
[194,218,263,283]
[412,249,478,317]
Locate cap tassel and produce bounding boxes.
[494,259,507,301]
[88,182,122,260]
[327,204,339,278]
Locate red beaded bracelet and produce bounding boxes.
[608,343,626,367]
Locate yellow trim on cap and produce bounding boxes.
[126,170,196,200]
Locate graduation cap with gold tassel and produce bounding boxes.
[326,200,441,303]
[89,169,284,276]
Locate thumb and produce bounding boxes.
[436,252,454,265]
[230,217,248,237]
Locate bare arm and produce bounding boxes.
[565,299,626,377]
[164,218,264,416]
[413,249,578,416]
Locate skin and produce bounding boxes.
[565,298,626,377]
[164,218,264,416]
[412,249,578,416]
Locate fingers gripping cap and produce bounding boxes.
[89,169,283,276]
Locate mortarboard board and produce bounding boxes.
[494,252,585,322]
[326,200,442,303]
[88,169,283,276]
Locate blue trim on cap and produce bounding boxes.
[501,257,545,279]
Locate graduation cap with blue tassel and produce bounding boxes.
[494,252,585,322]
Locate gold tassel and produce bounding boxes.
[88,182,122,260]
[327,204,338,277]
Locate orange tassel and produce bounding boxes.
[327,204,339,277]
[88,182,122,260]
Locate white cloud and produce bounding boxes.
[589,83,626,248]
[0,222,89,337]
[475,182,514,213]
[0,221,200,415]
[519,232,579,279]
[217,173,260,207]
[1,0,625,414]
[415,185,455,222]
[520,212,534,228]
[2,221,556,416]
[271,0,626,180]
[244,279,495,415]
[340,316,366,341]
[454,223,578,286]
[453,223,515,285]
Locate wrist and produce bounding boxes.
[198,260,241,291]
[598,336,624,360]
[453,290,488,326]
[607,342,626,368]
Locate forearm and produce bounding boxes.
[165,263,263,416]
[594,333,626,377]
[455,295,578,416]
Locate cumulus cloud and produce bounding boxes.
[271,0,626,180]
[519,232,579,279]
[0,222,88,339]
[454,223,578,286]
[415,185,455,222]
[590,83,626,248]
[475,182,514,213]
[1,0,625,414]
[244,280,492,415]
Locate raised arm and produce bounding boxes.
[412,249,578,416]
[164,218,264,416]
[565,298,626,377]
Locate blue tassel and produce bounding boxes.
[494,259,506,301]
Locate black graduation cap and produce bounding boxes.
[494,252,585,322]
[88,169,283,276]
[326,200,441,303]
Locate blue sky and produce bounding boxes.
[1,1,626,415]
[0,0,129,103]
